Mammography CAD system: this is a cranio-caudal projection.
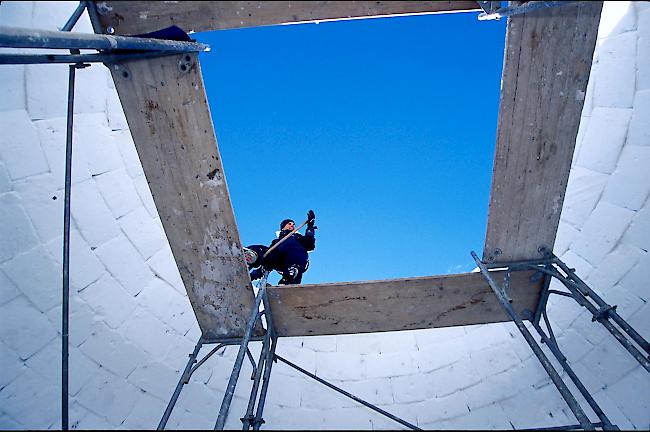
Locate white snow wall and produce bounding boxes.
[0,1,648,429]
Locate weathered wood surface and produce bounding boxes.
[108,54,262,339]
[94,1,480,35]
[483,2,602,264]
[266,270,543,337]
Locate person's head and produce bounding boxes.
[280,219,295,231]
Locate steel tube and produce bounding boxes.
[158,340,204,430]
[0,26,208,52]
[548,289,576,299]
[82,0,103,34]
[252,289,277,430]
[253,334,277,431]
[0,51,179,64]
[519,423,605,431]
[533,265,554,325]
[471,252,594,430]
[61,2,86,32]
[215,286,266,430]
[246,347,258,375]
[201,336,266,345]
[530,320,617,430]
[542,309,559,350]
[550,270,650,373]
[242,333,271,430]
[190,344,226,377]
[554,257,650,355]
[274,354,421,430]
[61,63,75,432]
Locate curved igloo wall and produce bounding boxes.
[1,1,648,429]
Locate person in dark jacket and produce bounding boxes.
[249,210,316,285]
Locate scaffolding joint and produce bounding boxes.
[592,305,617,323]
[478,1,580,21]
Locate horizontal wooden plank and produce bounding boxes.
[266,270,543,337]
[483,2,602,264]
[108,53,263,339]
[94,1,480,35]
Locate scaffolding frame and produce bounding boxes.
[2,1,648,431]
[154,252,649,431]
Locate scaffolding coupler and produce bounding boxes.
[477,1,580,21]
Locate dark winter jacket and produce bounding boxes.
[266,228,316,271]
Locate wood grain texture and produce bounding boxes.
[483,2,602,264]
[266,270,543,337]
[108,54,262,339]
[94,1,480,34]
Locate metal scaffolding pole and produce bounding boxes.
[530,265,650,373]
[252,334,277,431]
[274,354,421,431]
[214,285,267,430]
[61,2,86,32]
[242,327,271,430]
[61,62,75,432]
[472,251,595,430]
[60,4,86,428]
[158,339,204,430]
[553,257,650,358]
[251,276,277,430]
[0,51,179,65]
[0,26,208,53]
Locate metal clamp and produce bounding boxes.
[592,305,617,322]
[478,1,580,21]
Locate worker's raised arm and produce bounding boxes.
[301,209,317,251]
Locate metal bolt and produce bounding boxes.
[178,57,192,73]
[106,26,115,34]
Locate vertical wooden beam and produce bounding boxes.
[483,2,603,263]
[108,53,261,339]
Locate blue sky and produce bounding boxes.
[197,12,506,284]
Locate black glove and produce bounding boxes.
[307,210,316,228]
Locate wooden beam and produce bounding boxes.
[266,270,542,337]
[483,2,602,264]
[108,54,262,340]
[94,1,480,35]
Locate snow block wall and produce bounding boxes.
[0,1,648,430]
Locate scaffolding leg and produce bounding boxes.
[472,252,595,430]
[214,285,267,430]
[251,288,278,430]
[158,339,204,430]
[61,2,86,32]
[61,62,75,432]
[525,312,618,430]
[252,335,277,431]
[242,329,271,430]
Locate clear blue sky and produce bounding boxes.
[197,12,506,285]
